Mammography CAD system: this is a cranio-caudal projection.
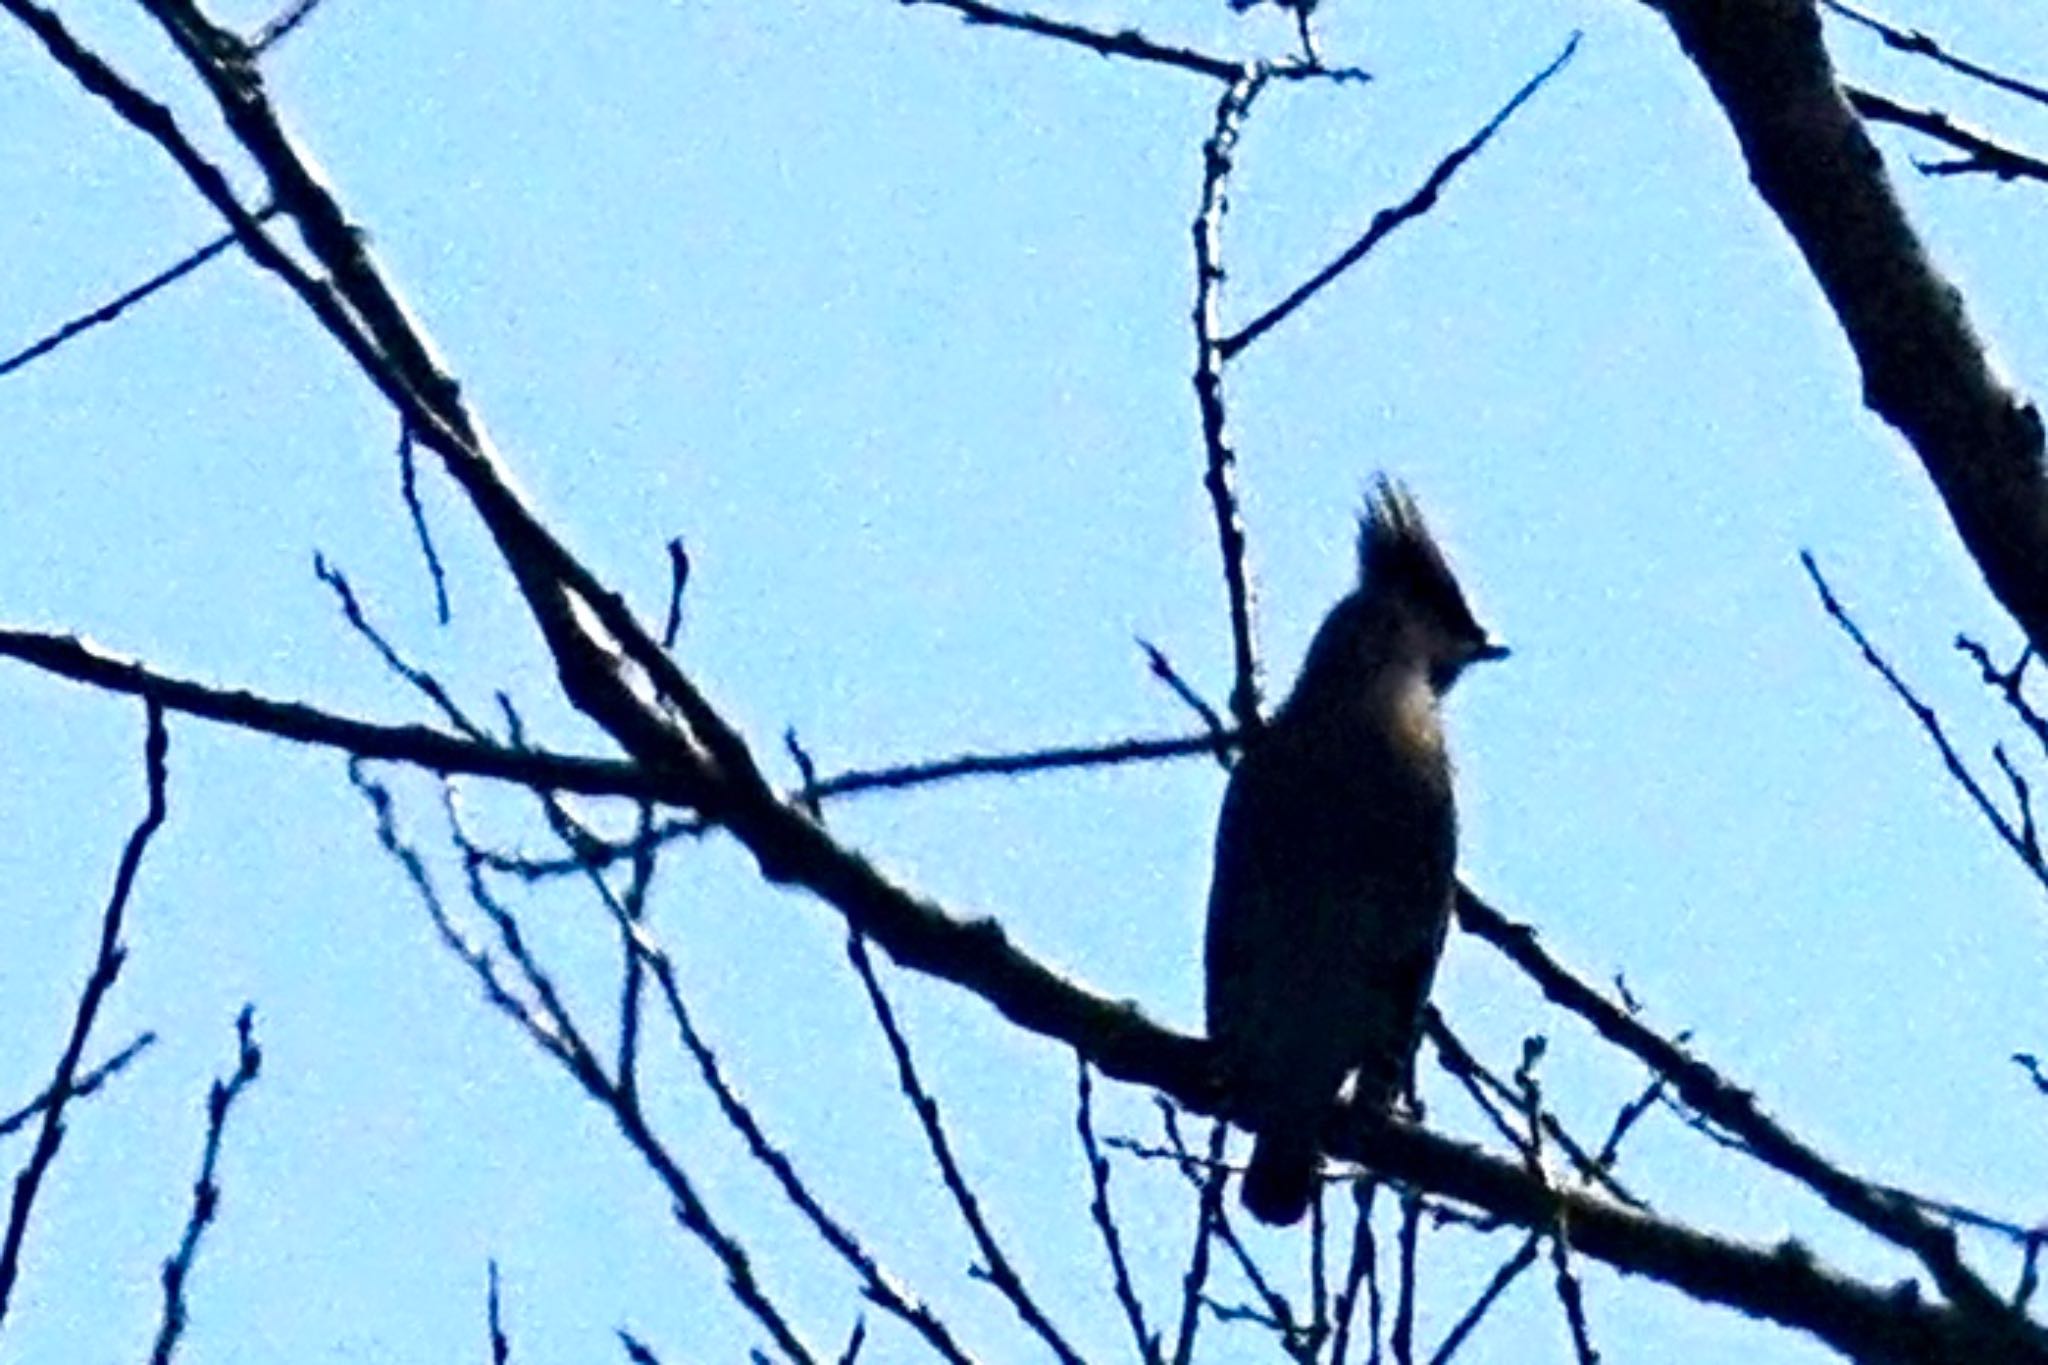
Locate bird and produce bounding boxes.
[1205,478,1505,1226]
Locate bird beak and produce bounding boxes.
[1472,639,1511,664]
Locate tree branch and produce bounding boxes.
[0,701,168,1329]
[1647,0,2048,656]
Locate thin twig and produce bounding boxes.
[1957,635,2048,759]
[1822,0,2048,108]
[900,0,1322,83]
[487,1261,510,1364]
[1152,1102,1302,1344]
[846,932,1084,1365]
[1291,7,1319,68]
[2019,1236,2044,1311]
[1549,1228,1601,1365]
[1075,1060,1160,1364]
[0,701,168,1328]
[1592,1075,1667,1172]
[1,0,372,420]
[394,425,452,625]
[615,803,656,1108]
[150,1005,261,1365]
[250,0,330,52]
[1192,65,1273,733]
[349,764,572,1061]
[316,554,477,734]
[1803,550,2048,893]
[1426,1233,1540,1365]
[635,925,974,1364]
[0,210,277,379]
[1426,1021,1532,1158]
[1222,34,1581,358]
[443,790,606,1071]
[0,625,684,802]
[1994,744,2040,861]
[1170,1122,1230,1365]
[1459,880,2021,1330]
[811,733,1229,800]
[1391,1190,1423,1365]
[355,769,818,1363]
[1329,1179,1379,1365]
[1426,1017,1643,1208]
[479,722,1233,878]
[1846,87,2048,183]
[1,620,1230,813]
[1137,639,1231,758]
[662,538,690,649]
[618,1328,663,1364]
[0,1032,157,1141]
[784,730,823,818]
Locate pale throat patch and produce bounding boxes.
[1379,664,1446,763]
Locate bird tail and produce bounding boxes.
[1241,1130,1318,1226]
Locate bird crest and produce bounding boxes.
[1357,477,1488,643]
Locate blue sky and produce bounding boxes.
[3,0,2047,1360]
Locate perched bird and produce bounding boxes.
[1205,479,1505,1226]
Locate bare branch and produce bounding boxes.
[1801,551,2048,892]
[1426,1016,1644,1209]
[636,927,975,1364]
[0,1033,157,1141]
[1192,66,1273,733]
[1821,0,2048,109]
[83,0,746,810]
[315,555,476,735]
[1427,1233,1539,1365]
[1456,884,2026,1341]
[0,211,275,379]
[0,627,676,802]
[349,765,575,1067]
[1137,639,1231,759]
[1846,87,2048,184]
[1956,636,2048,759]
[1151,1103,1303,1348]
[811,733,1227,801]
[846,933,1084,1365]
[1592,1074,1667,1172]
[1650,0,2048,657]
[487,1261,510,1365]
[391,426,453,626]
[1075,1060,1160,1365]
[1221,33,1582,359]
[358,772,821,1364]
[1329,1180,1380,1365]
[899,0,1256,83]
[151,1006,263,1365]
[1168,1123,1228,1365]
[1549,1227,1600,1365]
[662,538,691,650]
[0,701,168,1329]
[618,1327,663,1364]
[1392,1190,1423,1365]
[250,0,330,53]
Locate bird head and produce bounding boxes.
[1355,477,1507,695]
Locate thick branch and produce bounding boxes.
[699,757,2043,1361]
[1650,0,2048,654]
[19,5,2040,1355]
